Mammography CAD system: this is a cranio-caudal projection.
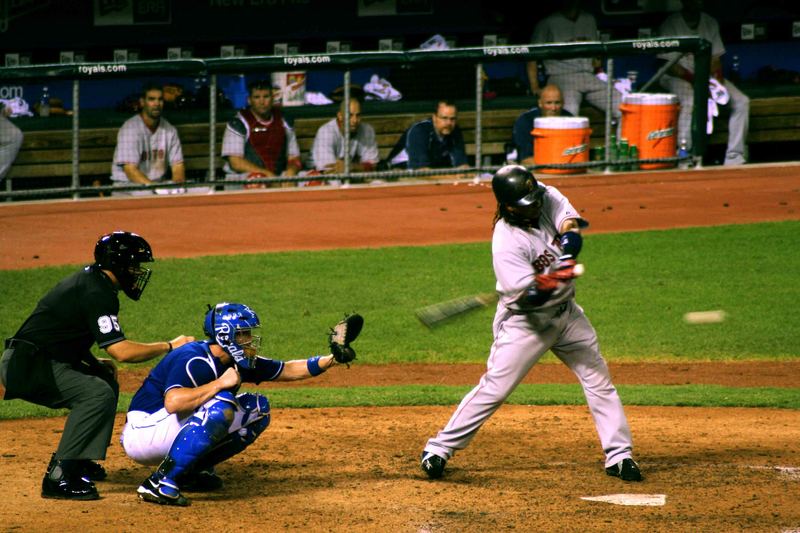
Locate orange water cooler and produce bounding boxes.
[532,117,591,175]
[620,93,679,170]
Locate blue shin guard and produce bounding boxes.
[194,393,270,470]
[156,392,237,484]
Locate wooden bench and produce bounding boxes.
[5,107,602,187]
[7,123,229,183]
[6,96,800,192]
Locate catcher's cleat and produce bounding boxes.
[605,458,643,482]
[41,461,99,500]
[137,475,190,506]
[420,452,447,479]
[179,468,223,492]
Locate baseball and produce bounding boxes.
[573,263,585,277]
[683,310,727,324]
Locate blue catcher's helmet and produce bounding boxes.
[203,302,262,369]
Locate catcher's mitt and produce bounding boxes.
[328,313,364,366]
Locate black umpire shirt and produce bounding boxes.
[14,265,126,362]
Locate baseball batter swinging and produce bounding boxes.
[421,165,643,482]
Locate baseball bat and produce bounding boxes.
[415,264,585,329]
[415,292,499,329]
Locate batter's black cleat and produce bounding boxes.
[137,474,190,506]
[605,458,643,482]
[179,468,223,492]
[41,461,100,500]
[420,452,447,479]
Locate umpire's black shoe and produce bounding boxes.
[420,452,447,479]
[41,461,100,500]
[78,460,107,481]
[605,458,643,482]
[47,453,107,482]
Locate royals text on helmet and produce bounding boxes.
[203,302,262,369]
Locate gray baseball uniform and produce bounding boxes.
[110,115,184,195]
[658,11,749,164]
[532,10,621,120]
[424,184,635,469]
[311,118,379,171]
[0,113,23,180]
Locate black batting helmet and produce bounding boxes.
[94,231,154,301]
[491,165,544,207]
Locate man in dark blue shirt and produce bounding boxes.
[511,84,572,166]
[388,100,469,174]
[122,302,353,506]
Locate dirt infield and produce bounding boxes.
[1,165,799,531]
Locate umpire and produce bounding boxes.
[0,231,194,501]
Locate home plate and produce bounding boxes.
[581,494,666,506]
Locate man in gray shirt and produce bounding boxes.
[110,83,185,196]
[311,98,379,176]
[527,0,621,122]
[0,105,23,183]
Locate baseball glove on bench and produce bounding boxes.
[328,313,364,367]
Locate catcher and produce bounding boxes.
[121,302,363,506]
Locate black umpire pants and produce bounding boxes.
[1,344,119,462]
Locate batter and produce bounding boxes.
[421,164,642,482]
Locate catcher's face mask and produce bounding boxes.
[235,329,262,363]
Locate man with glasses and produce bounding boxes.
[421,165,643,483]
[386,99,469,175]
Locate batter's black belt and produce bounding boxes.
[508,301,569,317]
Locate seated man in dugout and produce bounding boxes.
[221,79,302,189]
[110,83,186,196]
[310,98,379,182]
[657,0,749,165]
[510,84,573,166]
[385,99,470,180]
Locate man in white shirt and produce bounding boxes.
[658,0,749,165]
[527,0,621,122]
[110,83,185,196]
[311,98,379,175]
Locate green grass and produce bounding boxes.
[1,384,797,420]
[1,222,798,420]
[1,221,798,365]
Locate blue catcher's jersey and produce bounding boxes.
[128,340,284,414]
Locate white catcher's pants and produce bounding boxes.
[121,395,255,466]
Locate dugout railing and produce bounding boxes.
[0,37,710,200]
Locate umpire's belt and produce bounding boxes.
[4,338,38,352]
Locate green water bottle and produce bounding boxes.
[609,134,618,163]
[629,145,639,171]
[618,138,629,170]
